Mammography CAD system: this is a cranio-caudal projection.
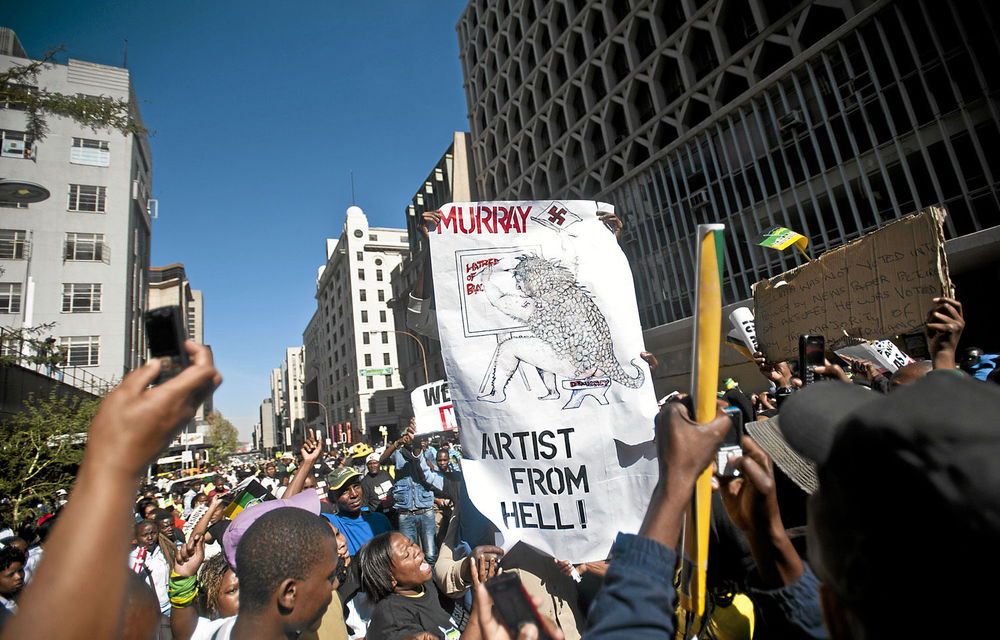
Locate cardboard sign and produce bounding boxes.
[753,207,951,361]
[834,339,914,373]
[410,379,458,435]
[429,200,657,563]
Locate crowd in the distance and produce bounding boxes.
[1,213,999,639]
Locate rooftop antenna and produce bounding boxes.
[350,171,356,206]
[122,39,127,68]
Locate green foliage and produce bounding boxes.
[0,391,99,527]
[0,46,147,145]
[205,412,240,463]
[0,323,61,368]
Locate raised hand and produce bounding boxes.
[597,210,622,239]
[173,533,205,578]
[419,210,443,238]
[926,296,964,369]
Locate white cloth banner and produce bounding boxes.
[411,379,458,435]
[429,200,658,562]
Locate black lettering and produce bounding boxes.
[557,427,575,457]
[501,502,520,528]
[529,468,548,496]
[481,433,497,460]
[511,431,530,459]
[498,433,514,460]
[509,468,526,494]
[566,466,589,494]
[537,430,557,459]
[518,502,538,528]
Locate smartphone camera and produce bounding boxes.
[717,406,745,477]
[485,573,554,640]
[145,305,190,385]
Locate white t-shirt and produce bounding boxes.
[191,615,236,640]
[128,546,170,614]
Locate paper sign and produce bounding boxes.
[429,201,657,563]
[834,338,914,373]
[753,207,951,362]
[411,379,458,435]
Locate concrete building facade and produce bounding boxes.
[1,29,153,386]
[456,0,1000,391]
[390,133,475,408]
[259,398,276,453]
[301,206,409,443]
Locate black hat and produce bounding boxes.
[778,372,1000,634]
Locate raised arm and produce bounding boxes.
[1,342,220,640]
[284,433,322,498]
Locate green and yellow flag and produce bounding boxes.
[758,226,810,260]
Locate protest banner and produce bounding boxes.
[753,207,951,362]
[429,201,658,562]
[410,379,457,435]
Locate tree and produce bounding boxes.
[205,412,240,463]
[0,46,146,146]
[0,391,99,527]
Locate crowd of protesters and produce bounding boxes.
[1,205,1000,640]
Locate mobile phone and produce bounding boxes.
[798,334,825,386]
[145,305,190,385]
[717,406,745,477]
[485,573,554,640]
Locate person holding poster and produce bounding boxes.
[427,201,658,564]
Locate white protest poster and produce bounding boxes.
[411,379,458,435]
[429,200,658,563]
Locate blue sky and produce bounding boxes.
[5,1,470,440]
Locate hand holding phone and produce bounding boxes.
[797,334,825,386]
[717,406,745,477]
[484,573,555,640]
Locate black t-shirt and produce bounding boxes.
[366,580,460,640]
[360,470,394,511]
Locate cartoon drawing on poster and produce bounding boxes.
[429,200,659,563]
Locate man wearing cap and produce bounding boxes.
[360,453,394,515]
[322,467,392,556]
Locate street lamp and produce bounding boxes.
[369,329,428,385]
[303,400,328,444]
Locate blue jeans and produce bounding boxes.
[398,509,437,565]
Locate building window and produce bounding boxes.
[363,333,370,345]
[378,290,386,302]
[369,233,377,241]
[376,269,383,282]
[366,377,374,389]
[387,396,395,412]
[0,230,28,259]
[356,251,363,261]
[375,258,383,266]
[379,310,387,322]
[1,130,29,159]
[70,138,110,166]
[59,335,100,367]
[353,229,363,238]
[369,397,377,413]
[364,354,372,366]
[383,353,390,365]
[361,310,368,323]
[382,331,389,344]
[0,283,22,313]
[62,283,102,313]
[359,289,367,302]
[67,184,107,213]
[358,268,365,280]
[64,232,105,261]
[384,374,392,386]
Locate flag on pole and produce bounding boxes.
[678,223,725,630]
[758,226,810,261]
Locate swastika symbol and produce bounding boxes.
[547,206,567,226]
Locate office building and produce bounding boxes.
[389,132,475,401]
[1,28,153,386]
[456,0,1000,388]
[301,206,409,443]
[259,398,276,454]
